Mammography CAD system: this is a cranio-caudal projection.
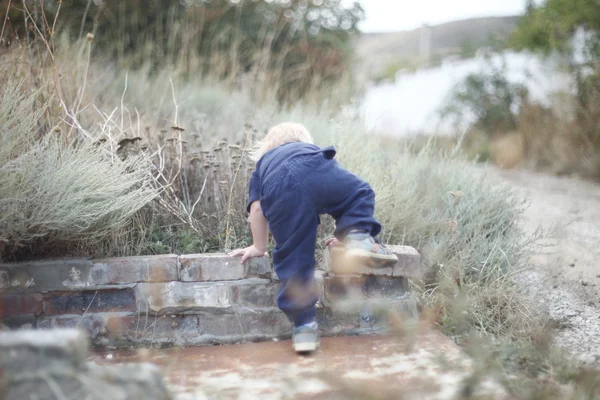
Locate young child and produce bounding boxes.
[231,122,397,353]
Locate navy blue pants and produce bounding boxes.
[259,152,381,327]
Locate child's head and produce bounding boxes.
[250,123,314,162]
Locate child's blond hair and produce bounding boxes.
[249,122,314,162]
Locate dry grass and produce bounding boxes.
[517,103,600,179]
[489,132,525,169]
[0,79,158,261]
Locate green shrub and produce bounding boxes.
[441,60,529,136]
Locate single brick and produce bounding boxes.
[323,275,410,305]
[197,311,290,343]
[323,275,365,305]
[1,314,38,329]
[325,245,421,278]
[0,293,43,317]
[135,282,231,314]
[388,245,422,278]
[243,310,291,337]
[364,276,410,298]
[105,314,200,347]
[230,279,278,309]
[44,289,137,316]
[244,256,272,279]
[90,255,179,285]
[0,259,94,293]
[180,254,271,282]
[317,295,419,334]
[197,313,246,338]
[316,307,360,334]
[360,295,420,321]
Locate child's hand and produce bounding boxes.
[325,237,340,247]
[229,245,266,264]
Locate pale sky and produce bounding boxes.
[353,0,528,33]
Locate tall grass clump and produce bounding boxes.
[0,80,158,261]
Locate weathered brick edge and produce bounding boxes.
[0,248,421,348]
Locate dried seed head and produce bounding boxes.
[446,221,458,232]
[86,33,94,41]
[228,145,241,150]
[449,191,464,199]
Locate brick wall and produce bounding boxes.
[0,246,420,348]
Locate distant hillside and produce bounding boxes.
[356,16,521,81]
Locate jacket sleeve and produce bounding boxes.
[247,168,260,213]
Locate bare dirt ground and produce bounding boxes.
[497,169,600,365]
[92,333,510,400]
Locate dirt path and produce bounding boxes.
[92,333,509,400]
[497,169,600,365]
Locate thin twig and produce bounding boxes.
[37,0,49,42]
[0,0,12,44]
[77,290,98,328]
[120,72,128,136]
[168,77,184,184]
[135,107,141,138]
[78,0,92,40]
[69,37,93,139]
[21,0,69,121]
[21,0,36,90]
[224,129,251,250]
[50,0,61,46]
[20,1,54,60]
[190,176,208,216]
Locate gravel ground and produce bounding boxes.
[497,169,600,366]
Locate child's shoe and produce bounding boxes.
[292,321,319,353]
[344,232,398,268]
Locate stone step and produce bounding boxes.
[1,247,421,348]
[0,254,271,293]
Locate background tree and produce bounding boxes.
[512,0,600,145]
[1,0,365,102]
